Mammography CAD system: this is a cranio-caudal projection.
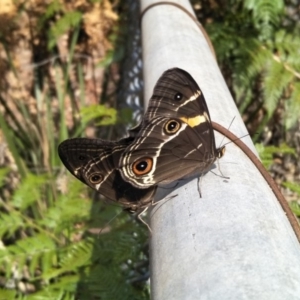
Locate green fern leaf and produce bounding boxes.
[282,182,300,196]
[48,11,82,49]
[285,81,300,129]
[264,59,293,116]
[255,143,295,168]
[4,234,56,278]
[42,240,93,281]
[244,0,284,38]
[0,213,24,238]
[11,174,48,210]
[290,202,300,217]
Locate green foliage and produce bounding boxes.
[98,29,126,67]
[0,110,27,178]
[204,0,300,130]
[244,0,284,39]
[255,144,300,218]
[255,143,295,168]
[0,168,9,186]
[40,0,83,51]
[0,170,149,299]
[282,183,300,217]
[290,201,300,217]
[98,48,125,67]
[283,182,300,196]
[80,104,117,126]
[0,0,150,298]
[0,86,148,298]
[42,0,62,20]
[48,11,82,49]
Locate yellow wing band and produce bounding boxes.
[180,114,207,128]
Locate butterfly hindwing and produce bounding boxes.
[58,138,156,211]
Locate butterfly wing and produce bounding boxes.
[146,68,217,153]
[145,68,210,119]
[120,68,223,188]
[120,116,223,188]
[58,138,156,210]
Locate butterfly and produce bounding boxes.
[58,68,224,214]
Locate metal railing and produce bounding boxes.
[140,0,300,299]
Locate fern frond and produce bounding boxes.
[60,240,93,271]
[282,182,300,196]
[1,234,56,279]
[244,0,284,38]
[247,45,271,78]
[264,59,294,115]
[41,190,92,233]
[286,83,300,129]
[0,212,24,238]
[272,30,300,79]
[256,143,295,168]
[80,105,117,127]
[22,288,69,300]
[11,174,48,210]
[290,201,300,217]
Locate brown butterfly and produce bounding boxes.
[58,68,224,216]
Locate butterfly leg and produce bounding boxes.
[137,194,178,233]
[216,158,230,180]
[152,194,178,207]
[197,175,203,198]
[137,207,152,233]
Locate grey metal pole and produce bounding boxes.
[140,0,300,299]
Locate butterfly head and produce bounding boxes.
[217,146,226,159]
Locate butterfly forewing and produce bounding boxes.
[119,68,223,188]
[119,116,221,188]
[144,68,211,123]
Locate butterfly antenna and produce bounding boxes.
[221,133,250,147]
[218,116,236,148]
[214,117,250,177]
[137,207,152,234]
[215,159,230,179]
[216,117,251,148]
[137,193,179,234]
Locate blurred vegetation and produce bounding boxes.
[0,0,149,299]
[0,0,299,299]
